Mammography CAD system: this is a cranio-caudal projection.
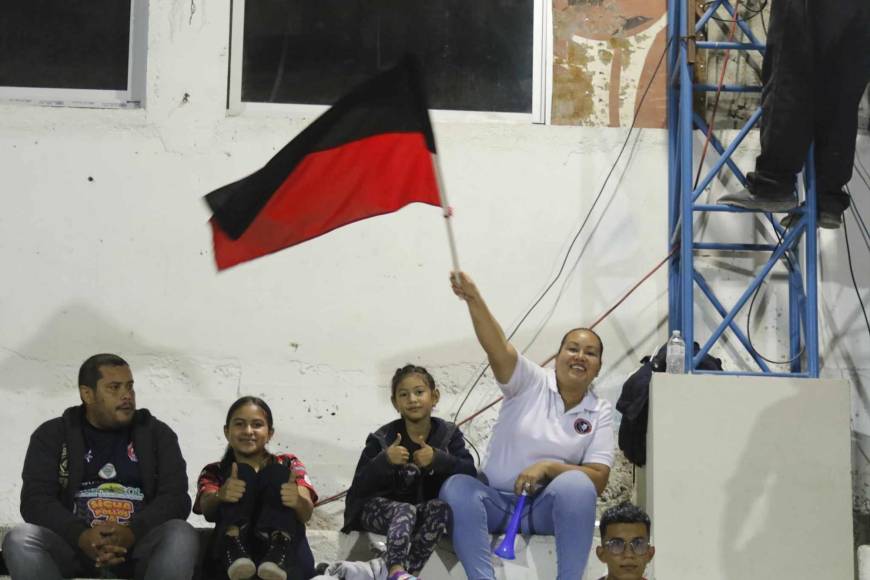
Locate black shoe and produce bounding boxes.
[224,534,256,580]
[718,188,799,212]
[315,562,330,575]
[780,207,843,230]
[257,531,292,580]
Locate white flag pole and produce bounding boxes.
[431,153,461,276]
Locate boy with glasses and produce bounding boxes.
[595,502,655,580]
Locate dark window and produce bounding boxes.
[241,0,534,113]
[0,1,131,91]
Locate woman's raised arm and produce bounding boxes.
[451,271,518,384]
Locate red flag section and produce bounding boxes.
[205,57,440,271]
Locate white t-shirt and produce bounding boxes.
[482,353,615,491]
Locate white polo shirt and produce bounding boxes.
[482,353,615,492]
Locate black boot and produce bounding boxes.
[223,532,256,580]
[257,530,293,580]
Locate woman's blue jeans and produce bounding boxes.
[439,471,597,580]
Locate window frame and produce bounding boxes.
[227,0,552,124]
[0,0,148,109]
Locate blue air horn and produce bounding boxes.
[493,490,528,560]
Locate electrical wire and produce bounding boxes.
[850,204,870,254]
[456,248,676,430]
[463,434,481,466]
[448,35,674,429]
[304,38,680,506]
[744,257,806,365]
[843,215,870,343]
[844,185,870,342]
[743,207,805,366]
[742,185,807,365]
[314,200,836,509]
[702,0,768,22]
[693,0,743,190]
[853,157,870,199]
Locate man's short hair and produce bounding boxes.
[599,502,651,538]
[78,354,129,389]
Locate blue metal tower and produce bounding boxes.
[667,0,820,377]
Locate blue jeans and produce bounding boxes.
[439,471,597,580]
[2,519,199,580]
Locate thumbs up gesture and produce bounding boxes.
[217,462,246,503]
[386,433,410,465]
[412,434,435,469]
[280,469,300,509]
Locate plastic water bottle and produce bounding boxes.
[666,330,686,374]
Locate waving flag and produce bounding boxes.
[206,57,441,270]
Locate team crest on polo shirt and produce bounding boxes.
[127,442,138,463]
[574,418,593,435]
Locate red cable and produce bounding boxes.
[316,490,348,507]
[315,248,677,506]
[693,0,743,190]
[455,246,677,429]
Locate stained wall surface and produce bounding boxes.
[0,1,868,566]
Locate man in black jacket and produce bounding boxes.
[2,353,198,580]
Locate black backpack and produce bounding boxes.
[616,342,723,467]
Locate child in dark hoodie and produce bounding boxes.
[343,365,476,580]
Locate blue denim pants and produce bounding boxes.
[439,471,597,580]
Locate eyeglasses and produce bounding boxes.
[603,537,650,555]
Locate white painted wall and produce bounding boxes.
[0,1,868,568]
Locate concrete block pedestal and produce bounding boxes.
[647,374,853,580]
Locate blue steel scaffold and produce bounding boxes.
[667,0,820,377]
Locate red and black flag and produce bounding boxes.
[205,57,441,271]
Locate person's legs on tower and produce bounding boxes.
[719,0,813,211]
[811,0,870,226]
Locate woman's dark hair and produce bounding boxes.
[558,327,604,360]
[599,502,651,537]
[390,364,436,398]
[219,396,274,470]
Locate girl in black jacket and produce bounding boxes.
[343,365,476,580]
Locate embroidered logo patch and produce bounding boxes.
[574,418,593,435]
[99,463,117,480]
[127,442,138,463]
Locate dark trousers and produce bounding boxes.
[211,462,315,580]
[753,0,870,212]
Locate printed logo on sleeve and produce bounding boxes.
[573,418,593,435]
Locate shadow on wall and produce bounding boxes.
[0,302,236,521]
[721,384,853,579]
[854,431,870,579]
[0,300,237,419]
[0,302,369,533]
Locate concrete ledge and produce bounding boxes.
[1,526,607,579]
[337,530,605,579]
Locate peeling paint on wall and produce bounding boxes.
[552,0,667,128]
